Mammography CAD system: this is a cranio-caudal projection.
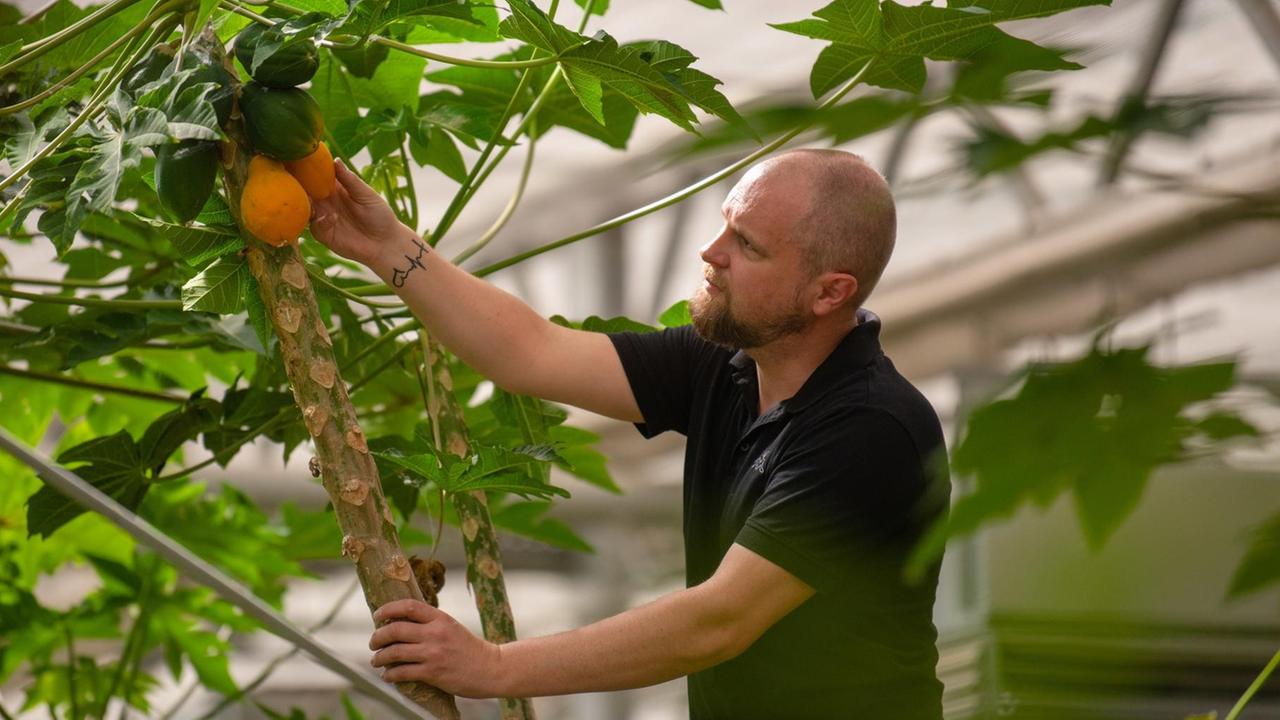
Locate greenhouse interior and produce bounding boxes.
[2,0,1279,718]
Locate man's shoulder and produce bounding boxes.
[804,357,946,459]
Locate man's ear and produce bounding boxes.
[811,272,858,317]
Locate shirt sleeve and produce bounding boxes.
[734,408,944,599]
[607,325,711,438]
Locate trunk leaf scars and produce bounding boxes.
[275,300,303,334]
[383,502,395,527]
[384,554,413,583]
[309,456,322,478]
[340,478,370,506]
[345,427,369,454]
[310,359,337,389]
[282,260,308,289]
[314,317,333,347]
[462,516,480,542]
[303,404,329,436]
[341,535,366,561]
[438,366,453,392]
[478,554,500,580]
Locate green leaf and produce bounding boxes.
[490,499,593,552]
[559,33,698,130]
[658,299,691,328]
[773,0,1107,98]
[135,215,242,266]
[337,0,480,38]
[907,344,1251,579]
[27,430,147,537]
[244,273,272,355]
[341,693,368,720]
[498,0,588,55]
[138,397,221,470]
[181,254,250,314]
[1228,512,1280,598]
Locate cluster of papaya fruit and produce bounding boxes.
[133,22,337,247]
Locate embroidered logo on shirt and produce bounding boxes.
[750,449,771,474]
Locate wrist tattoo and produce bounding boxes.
[391,237,431,288]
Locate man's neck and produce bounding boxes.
[748,316,857,416]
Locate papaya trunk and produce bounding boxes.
[200,28,459,720]
[420,335,536,720]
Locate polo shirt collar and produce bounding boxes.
[728,308,883,415]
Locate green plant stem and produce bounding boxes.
[0,365,188,403]
[99,563,154,720]
[1225,647,1280,720]
[344,318,419,369]
[0,0,143,75]
[0,286,182,310]
[349,340,415,395]
[451,121,538,265]
[0,12,178,196]
[473,60,876,276]
[216,0,556,69]
[0,263,168,290]
[63,621,79,720]
[443,67,561,250]
[399,141,419,230]
[0,15,150,116]
[189,580,360,720]
[305,265,403,309]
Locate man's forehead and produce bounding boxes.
[721,164,810,234]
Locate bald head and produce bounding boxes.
[766,149,897,310]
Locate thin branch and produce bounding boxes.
[0,365,188,403]
[0,286,182,310]
[451,123,538,265]
[349,340,416,395]
[0,263,168,289]
[473,60,878,277]
[306,265,404,309]
[1225,647,1280,720]
[0,17,149,116]
[0,0,143,75]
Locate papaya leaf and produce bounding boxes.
[337,0,480,38]
[498,0,589,56]
[907,344,1255,579]
[181,254,249,314]
[1228,512,1280,599]
[549,424,619,493]
[132,215,242,267]
[138,396,221,471]
[490,499,593,552]
[26,430,147,538]
[658,299,691,328]
[773,0,1107,98]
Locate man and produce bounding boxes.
[310,148,951,719]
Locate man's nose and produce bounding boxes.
[699,232,730,268]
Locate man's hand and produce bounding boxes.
[310,159,411,266]
[369,599,504,698]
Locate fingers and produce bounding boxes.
[370,639,423,668]
[334,158,373,198]
[374,599,438,625]
[369,620,428,651]
[379,662,428,684]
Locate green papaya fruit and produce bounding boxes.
[330,41,389,79]
[155,140,220,223]
[234,22,319,88]
[239,82,324,162]
[182,54,235,126]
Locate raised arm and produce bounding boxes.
[310,160,642,423]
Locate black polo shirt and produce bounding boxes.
[608,308,950,720]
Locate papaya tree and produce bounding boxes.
[10,0,1267,719]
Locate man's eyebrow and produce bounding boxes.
[720,206,759,245]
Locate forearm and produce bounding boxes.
[493,584,740,698]
[366,226,551,394]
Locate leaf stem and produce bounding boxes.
[0,0,144,75]
[473,59,876,276]
[0,263,168,290]
[399,141,419,231]
[349,339,415,395]
[1225,647,1280,720]
[0,365,188,403]
[451,119,538,265]
[0,286,182,310]
[305,265,402,309]
[0,12,179,196]
[63,621,79,720]
[0,15,151,116]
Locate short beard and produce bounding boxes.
[689,284,809,350]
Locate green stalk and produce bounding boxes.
[0,0,144,75]
[349,339,416,395]
[0,12,179,196]
[399,141,419,231]
[343,319,419,369]
[451,118,538,265]
[98,561,154,720]
[0,15,151,116]
[0,286,181,310]
[473,59,876,277]
[0,263,168,289]
[1225,647,1280,720]
[0,365,188,404]
[63,622,79,720]
[306,265,403,309]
